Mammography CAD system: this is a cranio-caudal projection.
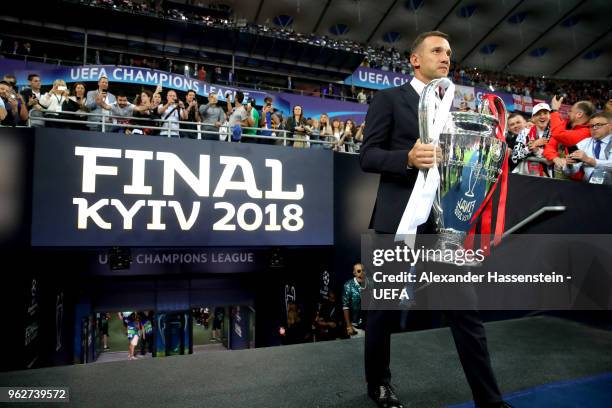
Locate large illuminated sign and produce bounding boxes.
[31,129,333,246]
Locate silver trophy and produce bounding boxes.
[419,78,507,260]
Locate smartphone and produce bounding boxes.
[58,86,67,91]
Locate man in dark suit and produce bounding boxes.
[359,31,510,408]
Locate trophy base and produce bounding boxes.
[430,229,482,267]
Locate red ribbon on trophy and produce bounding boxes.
[464,94,509,255]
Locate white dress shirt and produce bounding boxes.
[565,134,612,181]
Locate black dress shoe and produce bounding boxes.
[367,384,404,408]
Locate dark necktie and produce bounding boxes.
[594,139,602,159]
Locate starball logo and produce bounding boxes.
[72,147,305,233]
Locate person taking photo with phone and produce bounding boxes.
[39,79,71,128]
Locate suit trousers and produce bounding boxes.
[365,308,502,405]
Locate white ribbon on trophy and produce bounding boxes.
[395,78,455,248]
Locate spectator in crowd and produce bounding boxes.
[565,112,612,183]
[331,118,344,149]
[20,74,44,127]
[506,113,528,154]
[2,75,18,92]
[605,100,612,113]
[355,121,366,143]
[63,82,89,130]
[148,90,163,135]
[337,119,358,152]
[197,66,206,81]
[21,74,42,110]
[0,88,7,123]
[307,118,322,148]
[544,97,595,179]
[314,291,343,341]
[357,88,368,104]
[199,92,225,140]
[225,91,254,142]
[268,113,285,144]
[0,80,28,126]
[258,96,277,144]
[242,97,259,143]
[511,103,551,176]
[100,91,150,133]
[158,89,184,137]
[325,83,334,99]
[343,263,366,337]
[285,105,308,148]
[38,79,72,128]
[85,76,116,131]
[316,113,334,149]
[131,89,155,135]
[180,89,200,139]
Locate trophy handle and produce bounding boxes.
[479,94,507,139]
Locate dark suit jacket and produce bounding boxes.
[20,87,41,107]
[359,83,435,234]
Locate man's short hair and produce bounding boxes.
[264,96,273,103]
[410,31,449,54]
[508,112,526,121]
[116,91,127,98]
[575,101,596,117]
[0,80,10,86]
[186,89,196,96]
[235,91,245,104]
[28,74,40,81]
[590,111,612,122]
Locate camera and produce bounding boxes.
[58,86,67,91]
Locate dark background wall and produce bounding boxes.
[2,128,612,371]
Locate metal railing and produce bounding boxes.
[21,109,360,153]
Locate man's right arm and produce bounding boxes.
[550,112,589,146]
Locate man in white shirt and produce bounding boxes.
[566,111,612,183]
[157,90,184,137]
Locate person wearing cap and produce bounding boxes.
[511,103,551,176]
[543,96,595,179]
